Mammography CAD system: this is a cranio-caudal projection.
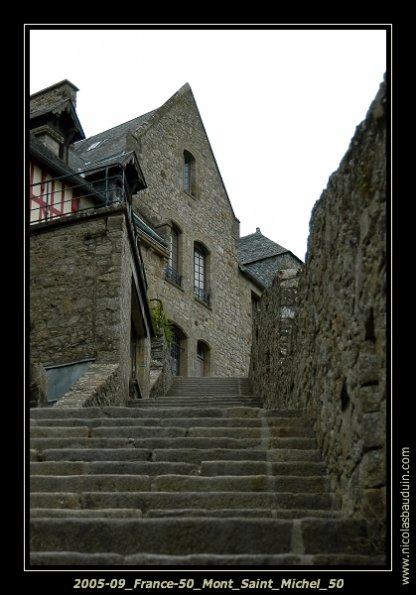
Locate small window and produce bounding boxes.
[183,150,196,195]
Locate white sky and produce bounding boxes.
[29,27,387,260]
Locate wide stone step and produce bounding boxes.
[30,474,329,493]
[31,460,326,477]
[30,416,311,429]
[31,425,313,439]
[30,491,337,511]
[30,407,302,419]
[30,436,316,450]
[30,507,342,519]
[36,447,323,463]
[29,517,370,556]
[29,551,386,566]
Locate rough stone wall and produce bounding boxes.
[30,205,151,404]
[149,337,174,398]
[131,86,253,377]
[250,269,301,408]
[250,79,386,541]
[29,362,48,407]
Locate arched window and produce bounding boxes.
[165,224,182,287]
[196,341,210,377]
[183,150,196,195]
[194,242,210,306]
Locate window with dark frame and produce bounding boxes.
[183,150,195,195]
[194,244,209,305]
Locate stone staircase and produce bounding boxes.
[29,377,383,566]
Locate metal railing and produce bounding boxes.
[194,286,210,306]
[29,170,131,225]
[164,266,183,287]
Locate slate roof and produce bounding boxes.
[72,111,156,166]
[238,228,303,289]
[239,228,289,265]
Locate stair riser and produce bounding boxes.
[30,461,326,477]
[31,491,337,511]
[31,427,313,439]
[30,518,370,556]
[30,518,294,555]
[30,475,329,493]
[31,437,317,450]
[31,417,310,429]
[36,448,323,463]
[30,407,302,419]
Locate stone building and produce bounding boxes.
[70,83,301,378]
[29,80,301,403]
[29,81,154,404]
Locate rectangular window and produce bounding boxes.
[194,248,205,291]
[194,246,209,305]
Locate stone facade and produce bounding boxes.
[250,79,386,545]
[30,204,152,404]
[129,85,256,377]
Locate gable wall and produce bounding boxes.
[132,90,251,376]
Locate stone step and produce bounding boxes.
[30,407,302,419]
[30,425,314,439]
[30,474,329,493]
[128,400,261,408]
[29,517,370,556]
[30,436,316,450]
[30,491,338,511]
[30,507,342,519]
[30,416,311,429]
[30,461,200,476]
[29,551,386,566]
[30,460,326,476]
[36,447,323,463]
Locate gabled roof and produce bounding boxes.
[30,97,85,142]
[239,228,289,265]
[72,83,238,221]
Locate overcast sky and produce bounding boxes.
[28,27,387,260]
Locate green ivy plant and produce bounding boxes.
[149,300,174,344]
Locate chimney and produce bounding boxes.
[30,79,79,113]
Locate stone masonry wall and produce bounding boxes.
[250,79,386,543]
[250,269,301,408]
[30,206,150,404]
[131,86,252,377]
